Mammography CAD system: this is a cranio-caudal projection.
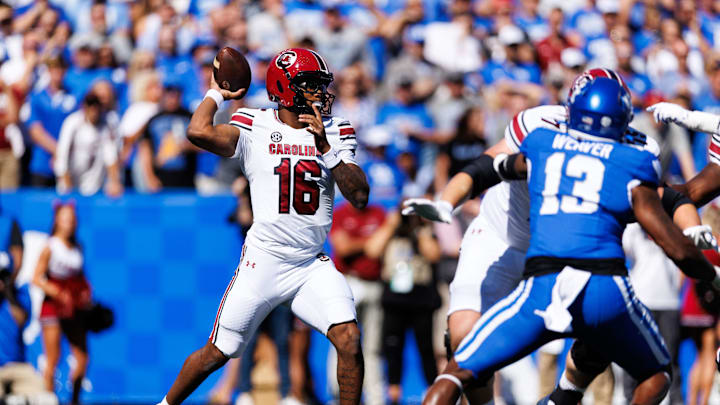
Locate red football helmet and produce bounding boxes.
[568,68,629,103]
[266,48,335,114]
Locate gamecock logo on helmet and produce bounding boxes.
[276,51,297,69]
[569,72,593,103]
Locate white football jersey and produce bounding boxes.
[479,104,660,251]
[229,108,357,259]
[709,132,720,166]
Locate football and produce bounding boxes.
[213,47,252,93]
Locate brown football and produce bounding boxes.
[213,47,252,93]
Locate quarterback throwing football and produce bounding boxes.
[158,48,369,405]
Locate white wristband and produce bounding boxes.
[204,89,224,109]
[321,147,342,169]
[434,374,463,392]
[493,153,509,180]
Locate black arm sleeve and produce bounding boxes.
[460,154,502,198]
[10,220,22,249]
[496,153,526,180]
[661,186,693,217]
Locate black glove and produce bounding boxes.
[694,280,720,315]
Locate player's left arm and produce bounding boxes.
[300,104,369,209]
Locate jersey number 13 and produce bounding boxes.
[274,158,321,215]
[539,152,605,215]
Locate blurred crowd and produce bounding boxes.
[2,0,720,403]
[2,0,720,198]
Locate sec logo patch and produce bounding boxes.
[317,253,330,262]
[271,132,282,142]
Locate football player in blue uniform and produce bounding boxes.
[421,78,720,405]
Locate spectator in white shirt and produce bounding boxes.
[422,0,482,73]
[54,91,123,197]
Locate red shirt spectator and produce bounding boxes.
[330,202,386,281]
[536,8,576,71]
[681,249,720,327]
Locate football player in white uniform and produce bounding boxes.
[404,69,714,404]
[648,101,720,206]
[158,48,369,405]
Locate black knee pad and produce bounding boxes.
[570,340,611,376]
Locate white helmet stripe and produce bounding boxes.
[309,50,329,73]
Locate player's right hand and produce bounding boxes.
[210,75,246,100]
[401,198,453,223]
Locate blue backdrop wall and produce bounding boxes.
[4,190,431,404]
[5,190,242,403]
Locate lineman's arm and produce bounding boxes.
[657,186,717,249]
[401,139,515,222]
[186,78,246,157]
[646,102,720,206]
[632,184,717,282]
[647,102,720,134]
[439,138,514,208]
[672,164,720,207]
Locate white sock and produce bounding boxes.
[558,372,586,393]
[157,396,169,405]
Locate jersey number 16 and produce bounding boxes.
[274,158,321,215]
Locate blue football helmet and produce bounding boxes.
[568,77,633,141]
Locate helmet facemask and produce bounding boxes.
[288,72,335,115]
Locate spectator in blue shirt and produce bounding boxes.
[64,34,112,100]
[482,25,542,85]
[138,85,195,191]
[375,77,434,163]
[513,0,548,42]
[614,36,653,104]
[359,125,405,210]
[632,5,661,56]
[569,1,606,41]
[155,25,195,103]
[27,55,77,187]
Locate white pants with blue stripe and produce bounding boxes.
[454,270,670,383]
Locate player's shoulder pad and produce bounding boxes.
[324,116,356,140]
[623,126,660,157]
[616,142,661,184]
[519,126,559,151]
[229,107,257,132]
[506,104,567,149]
[708,133,720,166]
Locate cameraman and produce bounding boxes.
[0,218,54,403]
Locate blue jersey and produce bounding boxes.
[520,128,660,269]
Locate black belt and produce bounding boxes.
[524,256,627,278]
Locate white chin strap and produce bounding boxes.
[434,374,463,393]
